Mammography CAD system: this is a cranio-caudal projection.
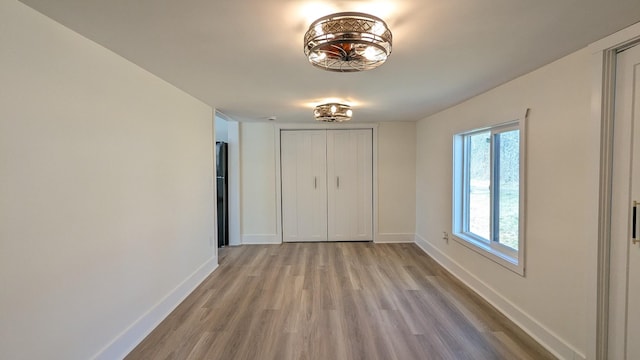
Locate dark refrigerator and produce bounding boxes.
[216,141,229,248]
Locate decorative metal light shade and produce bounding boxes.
[314,103,353,122]
[304,12,392,72]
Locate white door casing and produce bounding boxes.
[589,22,640,360]
[609,43,640,360]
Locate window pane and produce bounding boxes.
[496,130,519,250]
[468,131,490,240]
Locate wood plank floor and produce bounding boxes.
[125,243,556,360]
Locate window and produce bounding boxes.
[452,119,525,275]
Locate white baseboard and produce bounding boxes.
[92,257,219,360]
[242,234,281,244]
[414,234,585,360]
[375,233,415,243]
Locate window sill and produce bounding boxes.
[452,232,525,276]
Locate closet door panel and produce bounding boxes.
[281,131,327,242]
[326,130,351,241]
[327,129,373,241]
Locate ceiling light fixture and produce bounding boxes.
[304,12,392,72]
[314,103,353,122]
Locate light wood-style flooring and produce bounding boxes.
[125,243,556,360]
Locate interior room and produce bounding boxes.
[2,0,640,359]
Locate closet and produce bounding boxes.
[281,129,373,242]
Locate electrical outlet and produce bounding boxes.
[442,231,449,242]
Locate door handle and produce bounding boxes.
[314,176,317,189]
[634,201,639,244]
[337,176,340,189]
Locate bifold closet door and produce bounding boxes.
[281,130,328,242]
[327,129,373,241]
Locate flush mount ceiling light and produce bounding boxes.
[314,103,353,122]
[304,12,392,72]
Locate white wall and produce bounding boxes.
[377,122,417,242]
[415,48,593,359]
[215,116,229,142]
[240,122,278,243]
[239,122,417,244]
[0,2,216,359]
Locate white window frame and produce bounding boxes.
[452,117,526,275]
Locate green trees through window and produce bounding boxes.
[495,129,520,250]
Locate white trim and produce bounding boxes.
[241,234,280,244]
[274,123,380,243]
[211,113,219,258]
[227,120,242,246]
[450,233,519,271]
[274,125,283,243]
[414,234,585,360]
[451,114,527,276]
[375,233,415,243]
[368,124,379,243]
[92,257,218,360]
[372,125,379,244]
[588,22,640,360]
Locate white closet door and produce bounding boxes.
[281,130,328,242]
[327,129,373,241]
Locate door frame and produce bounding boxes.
[214,110,242,247]
[589,22,640,360]
[274,123,379,244]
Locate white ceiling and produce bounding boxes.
[19,0,640,123]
